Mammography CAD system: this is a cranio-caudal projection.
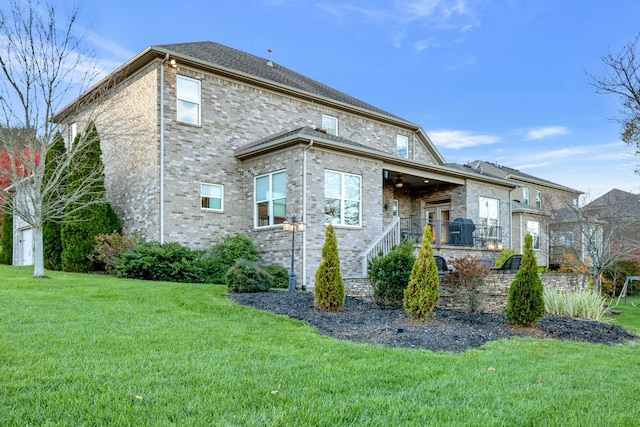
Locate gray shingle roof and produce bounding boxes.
[156,41,405,121]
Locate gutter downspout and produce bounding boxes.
[160,54,168,243]
[302,139,314,290]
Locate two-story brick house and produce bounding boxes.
[466,160,582,267]
[50,41,519,288]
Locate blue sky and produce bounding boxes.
[80,0,640,197]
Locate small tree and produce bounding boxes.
[403,225,440,320]
[314,223,345,312]
[504,233,545,326]
[368,239,416,306]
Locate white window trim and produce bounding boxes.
[535,190,542,209]
[392,199,399,218]
[527,220,541,250]
[201,183,223,212]
[321,114,338,136]
[177,75,201,125]
[254,170,287,228]
[522,187,529,205]
[397,134,409,158]
[324,169,362,227]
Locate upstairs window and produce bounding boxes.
[177,75,201,125]
[535,190,542,208]
[324,170,361,226]
[396,135,409,158]
[322,115,338,136]
[522,187,529,205]
[255,171,287,227]
[201,183,223,211]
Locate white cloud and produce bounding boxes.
[429,129,499,149]
[524,126,570,140]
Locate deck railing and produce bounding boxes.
[398,217,502,248]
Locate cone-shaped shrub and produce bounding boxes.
[43,131,66,270]
[403,225,440,320]
[0,211,13,264]
[314,223,345,312]
[504,233,545,326]
[61,122,112,272]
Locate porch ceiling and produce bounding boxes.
[384,169,461,192]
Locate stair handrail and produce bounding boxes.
[360,217,402,276]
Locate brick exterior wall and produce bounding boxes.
[57,55,519,287]
[345,273,588,314]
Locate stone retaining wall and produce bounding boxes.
[345,273,588,314]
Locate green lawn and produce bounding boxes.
[1,265,639,426]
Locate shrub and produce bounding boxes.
[226,258,273,293]
[494,248,518,267]
[448,256,490,313]
[0,211,12,265]
[203,234,261,283]
[90,231,141,274]
[314,224,345,312]
[263,264,289,289]
[504,233,545,326]
[115,241,200,282]
[403,225,440,321]
[368,239,415,306]
[544,288,611,321]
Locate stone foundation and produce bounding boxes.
[345,273,588,314]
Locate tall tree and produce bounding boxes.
[589,33,640,172]
[61,121,111,272]
[42,131,66,270]
[0,0,111,276]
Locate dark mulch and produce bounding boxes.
[229,291,638,353]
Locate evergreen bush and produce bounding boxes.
[225,258,273,293]
[60,122,113,272]
[263,264,289,289]
[494,248,518,267]
[43,131,66,271]
[115,241,199,282]
[403,225,440,320]
[0,211,13,265]
[368,239,416,306]
[202,234,261,283]
[504,233,545,326]
[314,224,345,312]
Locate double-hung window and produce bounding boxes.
[522,187,529,205]
[201,183,223,211]
[535,190,542,209]
[479,197,499,238]
[177,75,201,125]
[396,135,409,158]
[324,170,361,226]
[322,115,338,136]
[527,220,540,250]
[255,171,287,227]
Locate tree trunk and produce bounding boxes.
[32,225,46,277]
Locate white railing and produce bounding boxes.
[360,217,401,276]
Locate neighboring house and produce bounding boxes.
[49,41,523,287]
[466,160,582,268]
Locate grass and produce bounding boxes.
[1,265,639,426]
